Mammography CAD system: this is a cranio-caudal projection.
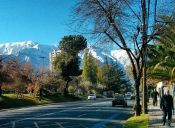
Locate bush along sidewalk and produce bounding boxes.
[123,114,149,128]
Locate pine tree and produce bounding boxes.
[98,59,131,93]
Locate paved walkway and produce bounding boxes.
[148,99,175,128]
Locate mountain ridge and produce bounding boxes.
[0,41,130,70]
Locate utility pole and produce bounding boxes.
[141,0,148,114]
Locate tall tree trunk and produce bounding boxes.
[141,0,148,114]
[64,81,69,96]
[135,78,141,116]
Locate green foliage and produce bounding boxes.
[97,59,131,93]
[54,35,87,95]
[147,15,175,82]
[0,94,82,110]
[123,114,149,128]
[59,35,87,55]
[55,53,81,80]
[81,53,131,94]
[55,35,87,79]
[82,51,98,84]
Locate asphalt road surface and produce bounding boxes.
[0,99,133,128]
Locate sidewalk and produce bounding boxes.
[148,99,175,128]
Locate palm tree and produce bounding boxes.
[147,15,175,83]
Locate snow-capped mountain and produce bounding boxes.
[0,41,57,70]
[0,41,130,70]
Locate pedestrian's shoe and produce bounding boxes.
[168,120,171,126]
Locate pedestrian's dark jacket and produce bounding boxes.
[152,91,159,101]
[160,94,173,110]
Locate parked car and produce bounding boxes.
[87,94,96,100]
[112,95,127,107]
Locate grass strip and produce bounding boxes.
[123,114,149,128]
[0,94,82,110]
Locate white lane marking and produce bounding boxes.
[12,121,15,128]
[34,122,40,128]
[56,122,64,128]
[77,114,86,117]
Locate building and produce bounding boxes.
[49,50,61,72]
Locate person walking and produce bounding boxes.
[152,89,159,106]
[160,90,174,126]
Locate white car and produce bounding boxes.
[87,94,96,100]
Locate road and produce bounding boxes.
[0,99,133,128]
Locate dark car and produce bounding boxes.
[112,95,127,107]
[131,94,135,100]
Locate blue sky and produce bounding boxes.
[0,0,77,45]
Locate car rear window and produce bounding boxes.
[115,96,124,100]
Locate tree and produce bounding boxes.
[59,35,87,56]
[82,51,98,84]
[72,0,175,115]
[0,56,11,96]
[97,59,131,93]
[108,62,131,93]
[147,15,175,83]
[54,35,87,96]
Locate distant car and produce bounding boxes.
[112,95,127,107]
[125,94,132,100]
[87,94,96,100]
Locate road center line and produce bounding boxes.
[34,122,40,128]
[78,114,86,117]
[12,121,15,128]
[56,122,64,128]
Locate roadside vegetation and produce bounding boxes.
[0,94,82,110]
[0,35,131,110]
[123,114,149,128]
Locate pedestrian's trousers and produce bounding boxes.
[163,108,172,123]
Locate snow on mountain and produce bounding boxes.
[0,41,130,70]
[80,45,130,68]
[0,41,57,69]
[0,41,37,55]
[111,50,130,67]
